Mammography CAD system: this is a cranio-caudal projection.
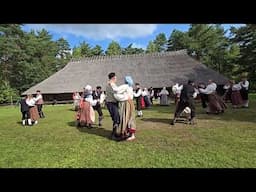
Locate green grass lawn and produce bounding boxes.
[0,96,256,168]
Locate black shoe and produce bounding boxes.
[170,119,176,125]
[98,123,102,127]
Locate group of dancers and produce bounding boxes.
[171,76,249,125]
[19,90,45,126]
[75,72,151,141]
[19,74,249,141]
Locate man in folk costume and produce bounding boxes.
[198,82,208,109]
[134,83,143,117]
[77,85,98,128]
[112,76,136,141]
[19,95,30,126]
[171,80,197,125]
[26,94,40,125]
[239,76,249,108]
[159,87,169,106]
[199,80,227,114]
[35,90,45,118]
[148,87,154,105]
[172,83,183,105]
[92,86,104,126]
[106,72,120,140]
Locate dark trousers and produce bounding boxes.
[175,99,195,119]
[22,111,30,120]
[37,104,45,118]
[93,105,103,117]
[200,93,208,108]
[106,102,120,126]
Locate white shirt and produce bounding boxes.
[84,95,98,106]
[99,93,106,104]
[26,97,39,106]
[172,84,183,95]
[134,88,142,98]
[142,90,148,97]
[232,83,241,91]
[111,83,133,102]
[150,90,154,97]
[223,84,230,90]
[240,80,249,90]
[199,82,217,94]
[193,88,199,98]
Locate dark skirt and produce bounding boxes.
[208,94,227,113]
[231,91,243,106]
[136,96,142,110]
[240,88,248,100]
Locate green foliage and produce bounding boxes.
[105,41,122,55]
[122,43,144,55]
[0,25,72,96]
[72,46,82,58]
[146,40,157,53]
[153,33,167,52]
[167,29,189,51]
[91,45,104,56]
[231,24,256,90]
[0,80,19,103]
[80,41,92,57]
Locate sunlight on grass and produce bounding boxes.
[0,96,256,168]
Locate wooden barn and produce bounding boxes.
[22,50,228,102]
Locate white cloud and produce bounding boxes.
[24,24,157,40]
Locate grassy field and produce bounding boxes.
[0,96,256,168]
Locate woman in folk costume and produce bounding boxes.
[77,85,98,128]
[26,94,40,125]
[230,80,243,108]
[199,80,227,114]
[172,83,183,105]
[223,80,232,102]
[73,91,81,111]
[159,87,169,106]
[133,83,143,117]
[112,76,136,141]
[239,76,249,108]
[35,90,45,118]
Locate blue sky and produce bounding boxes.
[22,24,244,51]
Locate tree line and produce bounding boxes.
[0,24,255,103]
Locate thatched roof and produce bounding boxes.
[22,50,228,95]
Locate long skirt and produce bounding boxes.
[160,94,169,105]
[116,99,136,138]
[240,88,248,101]
[231,91,243,106]
[77,101,95,126]
[207,94,227,113]
[29,106,39,121]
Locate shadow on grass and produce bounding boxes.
[141,117,190,125]
[67,121,112,140]
[148,102,256,123]
[140,118,171,124]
